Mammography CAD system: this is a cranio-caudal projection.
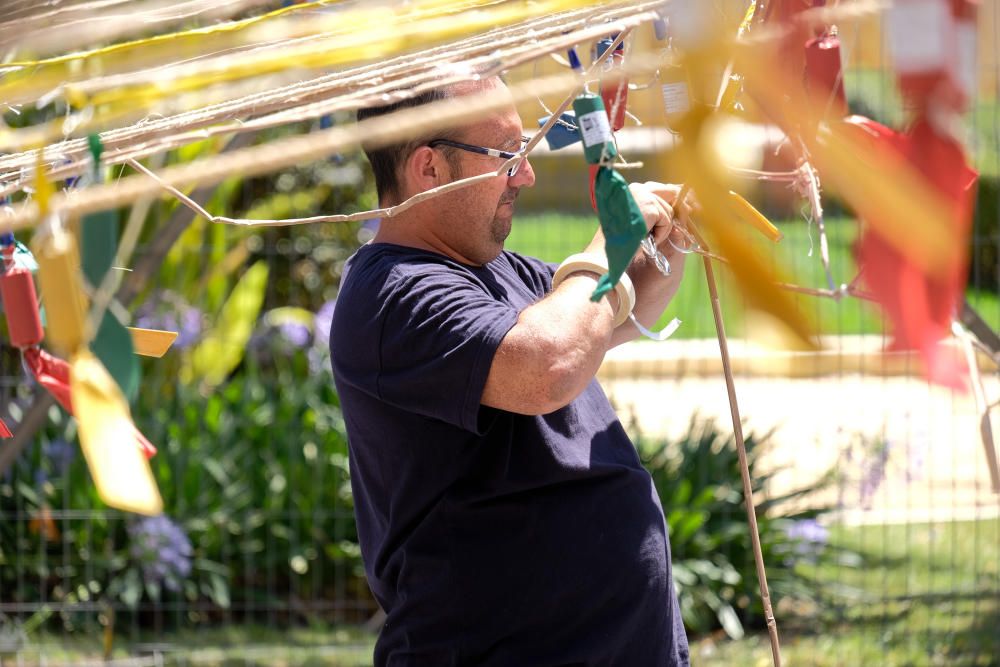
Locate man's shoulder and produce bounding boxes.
[493,250,554,295]
[340,243,461,293]
[498,249,551,272]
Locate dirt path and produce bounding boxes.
[599,337,1000,525]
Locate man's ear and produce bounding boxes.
[403,145,449,195]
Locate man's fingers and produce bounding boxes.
[650,197,674,246]
[642,181,699,214]
[641,181,683,205]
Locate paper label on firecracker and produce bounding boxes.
[956,22,976,100]
[577,110,613,147]
[888,0,950,72]
[661,82,690,115]
[667,1,711,49]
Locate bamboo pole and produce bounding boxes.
[680,192,782,665]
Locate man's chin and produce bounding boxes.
[493,212,513,241]
[493,219,511,250]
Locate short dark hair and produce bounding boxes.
[356,87,464,204]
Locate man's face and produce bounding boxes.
[434,82,536,265]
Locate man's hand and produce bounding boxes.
[628,181,677,246]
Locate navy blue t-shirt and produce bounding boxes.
[330,243,689,666]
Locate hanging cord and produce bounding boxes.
[0,4,660,198]
[109,30,634,232]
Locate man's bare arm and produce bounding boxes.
[482,181,685,415]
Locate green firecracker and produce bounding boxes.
[591,166,647,302]
[572,94,617,165]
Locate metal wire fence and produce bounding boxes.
[2,6,1000,667]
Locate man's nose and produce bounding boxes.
[509,156,536,188]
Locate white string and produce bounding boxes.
[0,3,665,194]
[104,29,635,232]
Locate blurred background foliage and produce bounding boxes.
[0,30,995,663]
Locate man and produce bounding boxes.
[331,75,690,666]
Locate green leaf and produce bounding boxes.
[716,601,745,640]
[144,578,162,603]
[90,309,139,401]
[671,562,697,586]
[184,261,269,388]
[208,572,230,609]
[202,457,228,486]
[670,510,708,544]
[78,138,140,401]
[121,568,141,608]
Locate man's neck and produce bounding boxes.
[373,213,478,266]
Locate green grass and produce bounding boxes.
[8,625,376,666]
[505,213,1000,339]
[12,520,996,666]
[697,518,1000,666]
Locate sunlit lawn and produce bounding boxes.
[11,520,996,666]
[505,213,1000,340]
[698,519,1000,666]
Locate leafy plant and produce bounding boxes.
[639,417,843,639]
[0,314,368,634]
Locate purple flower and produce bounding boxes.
[784,518,828,564]
[175,306,203,349]
[859,440,892,509]
[307,345,330,375]
[128,514,193,592]
[133,291,203,350]
[277,321,310,348]
[904,430,927,483]
[786,518,828,546]
[314,299,336,347]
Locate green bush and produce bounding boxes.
[0,323,369,633]
[639,417,841,639]
[971,175,1000,294]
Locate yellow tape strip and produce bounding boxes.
[73,0,591,108]
[128,327,179,358]
[678,144,818,350]
[71,349,163,516]
[729,191,783,243]
[33,229,89,357]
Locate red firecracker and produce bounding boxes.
[804,31,847,118]
[888,0,978,114]
[0,265,44,348]
[599,40,628,132]
[23,347,158,457]
[844,115,978,387]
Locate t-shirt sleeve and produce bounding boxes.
[369,264,518,434]
[504,250,557,296]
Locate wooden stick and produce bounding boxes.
[954,320,1000,494]
[679,197,782,666]
[702,251,782,666]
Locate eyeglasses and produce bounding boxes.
[427,136,530,177]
